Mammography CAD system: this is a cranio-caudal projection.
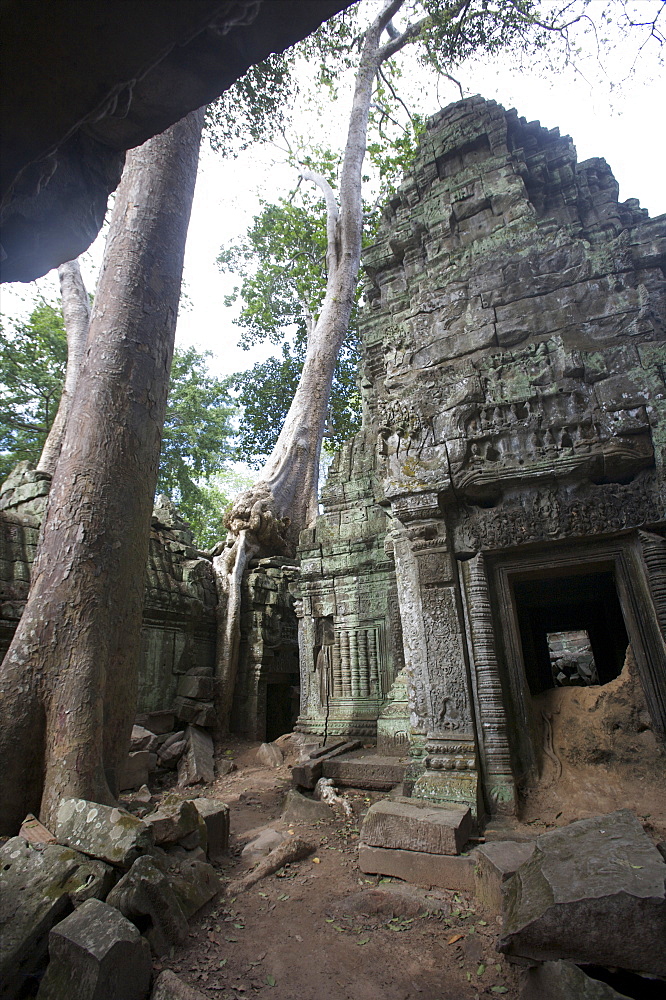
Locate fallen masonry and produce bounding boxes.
[0,792,230,1000]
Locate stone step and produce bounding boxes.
[291,741,362,789]
[358,843,476,892]
[321,752,406,791]
[360,798,472,856]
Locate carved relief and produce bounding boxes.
[454,475,665,552]
[421,584,472,733]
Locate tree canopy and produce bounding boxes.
[0,301,67,482]
[0,302,238,544]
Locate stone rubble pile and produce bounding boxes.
[0,790,229,1000]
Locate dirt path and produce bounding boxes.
[156,739,525,1000]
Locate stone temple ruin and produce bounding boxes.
[1,96,665,823]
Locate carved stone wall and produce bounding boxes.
[231,557,300,741]
[298,96,666,815]
[0,466,217,721]
[294,430,404,742]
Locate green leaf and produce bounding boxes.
[477,963,486,977]
[491,987,509,994]
[266,974,277,987]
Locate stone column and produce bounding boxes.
[391,492,479,813]
[461,553,515,814]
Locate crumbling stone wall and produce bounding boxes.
[297,96,666,816]
[0,466,217,722]
[232,557,300,741]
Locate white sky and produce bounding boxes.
[1,3,664,383]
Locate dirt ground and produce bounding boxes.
[524,650,666,840]
[155,738,526,1000]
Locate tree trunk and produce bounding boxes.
[36,259,90,476]
[0,107,204,835]
[213,0,411,731]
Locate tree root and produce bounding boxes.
[225,837,316,895]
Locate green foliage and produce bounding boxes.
[218,159,383,464]
[177,467,255,549]
[232,337,361,467]
[156,345,236,535]
[204,53,298,155]
[0,303,237,545]
[0,301,67,482]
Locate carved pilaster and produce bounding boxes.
[391,495,480,812]
[462,553,515,813]
[639,531,666,642]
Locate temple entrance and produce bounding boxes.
[488,534,666,804]
[265,671,300,742]
[512,569,629,696]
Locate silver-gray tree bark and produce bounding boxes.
[213,0,420,731]
[0,107,204,834]
[36,259,90,476]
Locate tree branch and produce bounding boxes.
[299,169,340,274]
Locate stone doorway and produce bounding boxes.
[265,671,300,742]
[512,570,629,697]
[488,535,666,795]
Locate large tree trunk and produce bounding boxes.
[213,0,412,731]
[0,107,204,835]
[36,259,90,476]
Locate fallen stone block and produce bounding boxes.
[152,969,209,999]
[322,753,406,791]
[360,798,472,856]
[358,843,476,891]
[241,828,287,866]
[500,809,666,977]
[177,725,215,787]
[106,856,188,955]
[308,739,348,759]
[136,711,175,735]
[19,814,57,845]
[520,960,637,999]
[257,742,284,767]
[170,859,222,918]
[177,674,215,701]
[131,725,160,753]
[291,741,362,789]
[173,697,217,728]
[0,837,115,1000]
[474,840,535,913]
[160,730,186,752]
[55,798,153,868]
[35,897,152,1000]
[119,750,158,790]
[158,740,187,769]
[281,789,333,825]
[191,798,230,860]
[145,799,200,846]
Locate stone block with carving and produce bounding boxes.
[35,897,151,1000]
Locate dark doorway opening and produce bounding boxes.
[513,570,629,695]
[265,671,300,742]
